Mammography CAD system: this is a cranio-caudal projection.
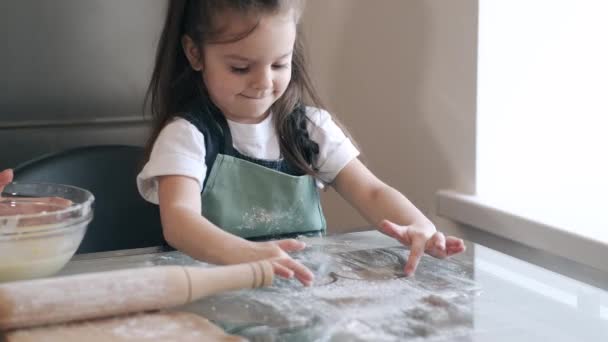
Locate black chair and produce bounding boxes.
[13,145,166,254]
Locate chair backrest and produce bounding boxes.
[13,145,166,254]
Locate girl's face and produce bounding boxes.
[184,11,296,124]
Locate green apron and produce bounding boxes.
[180,101,326,239]
[177,100,327,240]
[200,154,326,239]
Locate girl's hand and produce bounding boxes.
[251,239,315,287]
[378,219,466,276]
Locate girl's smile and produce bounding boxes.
[240,92,272,100]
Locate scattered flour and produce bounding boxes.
[183,246,480,341]
[237,204,304,234]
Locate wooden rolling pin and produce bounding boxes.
[0,261,273,330]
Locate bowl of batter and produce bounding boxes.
[0,183,94,282]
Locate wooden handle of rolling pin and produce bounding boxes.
[0,261,273,330]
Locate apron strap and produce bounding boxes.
[202,100,235,156]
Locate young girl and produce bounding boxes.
[137,0,465,286]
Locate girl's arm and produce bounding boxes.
[158,175,314,285]
[332,159,465,275]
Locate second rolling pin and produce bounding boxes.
[0,261,273,330]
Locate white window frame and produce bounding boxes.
[437,0,608,272]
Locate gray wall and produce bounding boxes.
[0,0,164,121]
[0,0,165,169]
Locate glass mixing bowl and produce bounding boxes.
[0,183,94,282]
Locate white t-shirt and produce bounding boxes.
[137,107,359,204]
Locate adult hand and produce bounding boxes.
[0,169,73,216]
[378,219,466,276]
[0,169,13,194]
[251,239,314,287]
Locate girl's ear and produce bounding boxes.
[181,35,204,71]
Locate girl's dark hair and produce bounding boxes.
[143,0,335,176]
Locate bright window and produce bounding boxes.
[477,0,608,240]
